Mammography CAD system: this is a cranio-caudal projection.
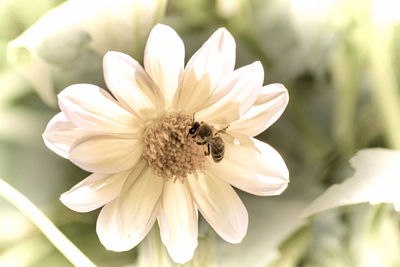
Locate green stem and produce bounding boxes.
[331,40,359,156]
[369,25,400,149]
[0,178,96,267]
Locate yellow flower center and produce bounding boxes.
[142,113,207,181]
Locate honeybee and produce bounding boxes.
[188,120,228,163]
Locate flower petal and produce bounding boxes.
[97,198,158,252]
[158,180,198,264]
[58,84,142,135]
[229,84,289,137]
[96,200,123,250]
[69,135,143,173]
[209,135,289,196]
[60,170,131,213]
[42,112,91,159]
[96,164,158,252]
[144,24,184,107]
[174,28,235,113]
[103,51,165,120]
[196,62,264,126]
[116,167,164,251]
[188,172,248,243]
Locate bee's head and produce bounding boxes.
[189,121,200,135]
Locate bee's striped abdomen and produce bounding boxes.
[210,136,225,163]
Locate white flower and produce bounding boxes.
[42,24,290,264]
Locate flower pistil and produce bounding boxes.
[142,113,207,181]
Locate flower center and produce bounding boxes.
[142,113,207,181]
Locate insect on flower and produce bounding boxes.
[43,23,290,264]
[188,116,229,163]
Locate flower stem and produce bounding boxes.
[369,25,400,150]
[0,178,96,267]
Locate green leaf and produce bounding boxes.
[215,195,307,267]
[0,0,62,40]
[269,226,310,267]
[137,226,174,267]
[8,0,167,106]
[301,209,353,267]
[354,205,400,267]
[0,235,54,266]
[301,148,400,218]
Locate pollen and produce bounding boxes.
[142,113,207,181]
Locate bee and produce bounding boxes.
[188,120,228,163]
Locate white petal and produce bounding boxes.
[96,197,158,252]
[96,200,122,250]
[208,136,289,196]
[58,84,142,135]
[158,180,198,264]
[188,172,248,243]
[96,164,156,252]
[118,167,163,250]
[174,28,235,113]
[229,84,289,137]
[144,24,184,107]
[42,112,91,159]
[103,51,165,120]
[60,170,131,213]
[69,135,143,173]
[196,62,264,126]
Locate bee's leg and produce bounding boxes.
[204,143,211,156]
[195,137,208,145]
[215,124,230,135]
[196,140,208,145]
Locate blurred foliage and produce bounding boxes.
[7,0,167,106]
[1,0,400,266]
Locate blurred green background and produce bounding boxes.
[1,0,400,266]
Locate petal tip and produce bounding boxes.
[253,60,263,69]
[42,132,50,144]
[275,180,289,195]
[103,51,114,58]
[103,51,117,66]
[59,192,75,211]
[224,228,247,244]
[167,241,198,264]
[214,27,232,38]
[273,83,289,100]
[150,23,175,35]
[247,61,264,79]
[104,50,128,61]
